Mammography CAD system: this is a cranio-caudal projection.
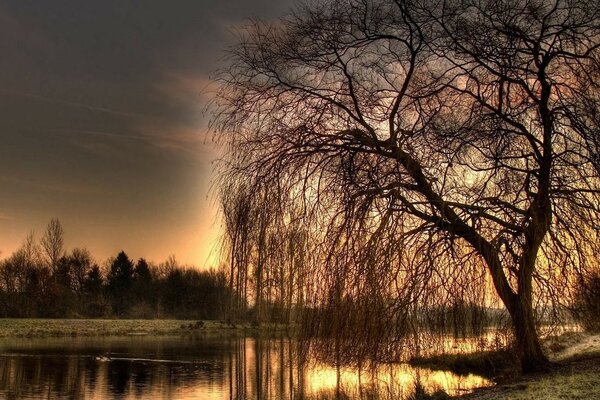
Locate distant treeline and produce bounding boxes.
[0,219,232,319]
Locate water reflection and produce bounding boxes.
[0,336,492,399]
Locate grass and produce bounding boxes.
[409,350,519,381]
[457,357,600,399]
[0,318,292,338]
[544,331,600,361]
[409,332,600,400]
[467,332,600,400]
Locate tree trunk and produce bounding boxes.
[481,244,550,373]
[508,290,550,372]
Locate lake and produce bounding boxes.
[0,336,492,399]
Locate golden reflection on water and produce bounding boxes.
[306,364,490,397]
[0,336,493,399]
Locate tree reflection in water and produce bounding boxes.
[0,336,492,399]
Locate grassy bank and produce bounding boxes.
[0,318,292,338]
[457,355,600,399]
[409,350,518,381]
[409,332,600,399]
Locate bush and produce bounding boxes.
[409,349,517,379]
[573,271,600,332]
[408,382,449,400]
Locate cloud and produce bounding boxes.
[47,128,155,142]
[0,175,100,196]
[0,88,148,119]
[0,213,15,221]
[154,71,217,108]
[0,0,296,266]
[47,125,213,157]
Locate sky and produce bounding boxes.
[0,0,294,267]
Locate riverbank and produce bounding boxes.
[408,331,600,399]
[448,332,600,399]
[457,354,600,399]
[0,318,291,337]
[1,319,598,399]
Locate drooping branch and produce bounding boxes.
[213,0,600,371]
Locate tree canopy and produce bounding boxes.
[214,0,600,371]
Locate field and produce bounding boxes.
[0,318,287,337]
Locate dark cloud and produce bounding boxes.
[0,0,294,265]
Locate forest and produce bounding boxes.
[0,219,231,319]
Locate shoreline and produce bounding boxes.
[0,318,293,338]
[456,353,600,399]
[0,319,598,399]
[443,332,600,399]
[405,331,600,399]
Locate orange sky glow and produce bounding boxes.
[0,0,293,268]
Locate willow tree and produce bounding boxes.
[213,0,600,372]
[220,177,312,324]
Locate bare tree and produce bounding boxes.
[69,248,94,294]
[220,181,253,319]
[214,0,600,371]
[41,218,64,272]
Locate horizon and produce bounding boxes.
[0,217,221,269]
[0,1,598,398]
[0,0,293,267]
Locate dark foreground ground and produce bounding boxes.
[455,333,600,400]
[458,355,600,399]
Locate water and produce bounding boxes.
[0,336,492,399]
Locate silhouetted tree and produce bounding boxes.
[40,218,64,272]
[0,229,236,320]
[83,265,108,317]
[106,251,135,315]
[134,258,152,282]
[162,268,186,316]
[131,258,155,315]
[51,256,78,316]
[69,248,94,294]
[214,0,600,371]
[220,183,253,320]
[83,265,104,295]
